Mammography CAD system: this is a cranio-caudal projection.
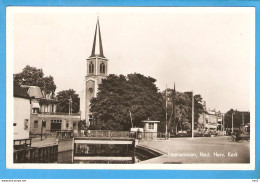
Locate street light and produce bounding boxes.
[191,91,194,138]
[165,84,168,140]
[222,113,225,136]
[232,112,235,133]
[69,96,72,130]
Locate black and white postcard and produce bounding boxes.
[6,7,255,170]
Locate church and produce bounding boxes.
[80,18,108,127]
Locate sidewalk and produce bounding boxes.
[138,136,250,164]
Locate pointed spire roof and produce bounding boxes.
[90,17,105,58]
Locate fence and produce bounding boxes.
[46,130,73,137]
[79,130,132,139]
[45,129,169,140]
[13,145,58,163]
[13,139,32,150]
[137,132,169,140]
[56,130,73,140]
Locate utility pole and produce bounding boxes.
[232,112,234,133]
[41,121,43,141]
[129,110,133,128]
[173,82,176,135]
[242,112,245,125]
[191,91,194,139]
[165,84,168,140]
[69,96,72,130]
[223,113,225,135]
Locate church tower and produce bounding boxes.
[84,18,108,126]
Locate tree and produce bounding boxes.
[90,73,165,131]
[224,109,250,129]
[14,65,56,94]
[78,120,87,131]
[56,89,80,113]
[161,89,205,133]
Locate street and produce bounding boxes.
[139,136,250,164]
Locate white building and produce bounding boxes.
[13,82,31,140]
[20,85,80,134]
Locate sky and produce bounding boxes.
[9,7,254,113]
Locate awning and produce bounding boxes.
[32,102,40,108]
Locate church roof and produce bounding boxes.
[90,18,105,58]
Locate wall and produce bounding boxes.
[13,97,30,140]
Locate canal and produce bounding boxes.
[57,143,160,164]
[14,141,162,164]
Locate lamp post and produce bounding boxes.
[165,84,168,140]
[69,96,72,130]
[191,91,194,139]
[222,113,225,136]
[232,112,234,133]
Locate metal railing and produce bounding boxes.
[46,129,170,140]
[39,112,80,116]
[56,130,73,140]
[46,130,73,138]
[79,130,132,139]
[13,138,32,150]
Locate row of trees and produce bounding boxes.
[13,66,206,132]
[224,109,250,129]
[89,73,205,132]
[14,65,250,132]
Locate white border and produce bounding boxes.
[6,7,255,170]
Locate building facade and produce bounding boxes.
[20,85,80,134]
[198,101,223,133]
[13,82,31,140]
[80,18,108,126]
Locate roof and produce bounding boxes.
[90,18,105,58]
[27,86,44,98]
[13,82,30,99]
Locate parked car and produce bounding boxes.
[176,130,191,137]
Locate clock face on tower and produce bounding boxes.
[89,87,93,95]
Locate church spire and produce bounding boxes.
[90,17,105,58]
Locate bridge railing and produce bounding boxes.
[79,130,133,139]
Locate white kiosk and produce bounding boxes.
[141,120,160,140]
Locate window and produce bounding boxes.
[148,123,154,129]
[100,62,105,73]
[32,102,40,113]
[51,105,54,113]
[24,119,29,130]
[42,120,46,127]
[34,120,38,128]
[51,120,62,123]
[66,121,69,128]
[32,108,39,114]
[89,62,94,73]
[46,104,49,112]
